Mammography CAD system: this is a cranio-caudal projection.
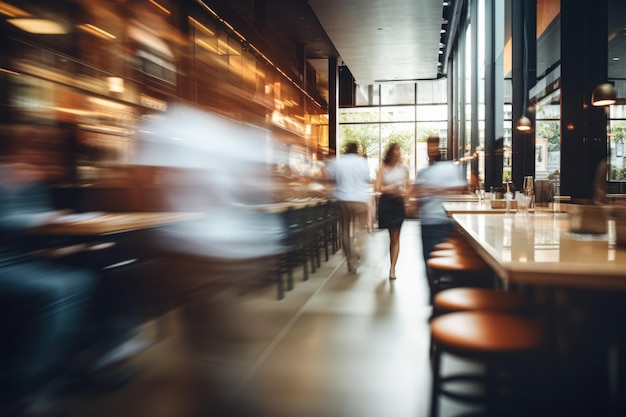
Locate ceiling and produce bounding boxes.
[308,0,446,85]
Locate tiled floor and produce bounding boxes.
[66,220,475,417]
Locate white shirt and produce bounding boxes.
[417,161,467,225]
[380,164,408,192]
[327,154,371,203]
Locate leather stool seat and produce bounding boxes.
[433,242,458,251]
[426,256,494,302]
[427,256,489,272]
[434,288,526,313]
[431,312,543,353]
[429,249,461,258]
[429,249,477,258]
[429,312,545,417]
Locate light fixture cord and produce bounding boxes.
[522,2,528,117]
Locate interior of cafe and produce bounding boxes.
[1,0,626,416]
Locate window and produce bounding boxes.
[609,101,626,181]
[339,81,449,180]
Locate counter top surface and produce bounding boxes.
[38,212,205,236]
[452,213,626,289]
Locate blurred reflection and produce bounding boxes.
[134,105,293,414]
[0,125,97,416]
[136,104,285,260]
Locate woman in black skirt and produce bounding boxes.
[375,143,409,280]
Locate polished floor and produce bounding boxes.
[66,220,478,417]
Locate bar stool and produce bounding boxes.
[434,238,474,251]
[429,249,464,258]
[430,312,545,417]
[429,248,478,259]
[426,256,494,299]
[434,288,526,315]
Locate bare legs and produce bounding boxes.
[388,228,401,279]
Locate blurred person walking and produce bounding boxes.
[415,136,467,299]
[375,143,409,280]
[327,142,371,274]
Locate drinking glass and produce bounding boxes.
[523,176,535,208]
[517,194,532,215]
[476,182,485,203]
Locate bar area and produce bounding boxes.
[1,1,626,416]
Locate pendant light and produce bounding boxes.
[515,12,532,132]
[516,115,532,132]
[591,82,616,107]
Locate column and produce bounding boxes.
[560,0,609,200]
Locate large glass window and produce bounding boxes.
[339,81,448,179]
[381,106,416,122]
[381,83,416,105]
[608,0,626,182]
[534,90,561,179]
[609,102,626,181]
[417,79,447,104]
[355,84,380,106]
[381,122,416,176]
[465,24,472,155]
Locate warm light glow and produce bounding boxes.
[217,38,240,55]
[516,115,533,132]
[591,82,616,107]
[107,77,125,93]
[0,67,20,76]
[189,17,215,36]
[88,97,127,109]
[0,1,30,17]
[53,107,94,117]
[149,0,171,15]
[196,38,218,53]
[592,99,616,107]
[194,0,322,108]
[7,18,67,34]
[77,23,116,40]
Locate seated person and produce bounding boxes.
[0,126,97,416]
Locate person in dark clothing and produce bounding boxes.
[0,127,97,416]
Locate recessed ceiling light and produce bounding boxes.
[443,1,450,6]
[7,18,67,34]
[613,57,620,61]
[441,29,446,33]
[439,50,443,54]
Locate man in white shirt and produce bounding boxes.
[416,136,468,300]
[326,142,371,274]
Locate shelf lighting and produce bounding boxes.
[8,18,67,34]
